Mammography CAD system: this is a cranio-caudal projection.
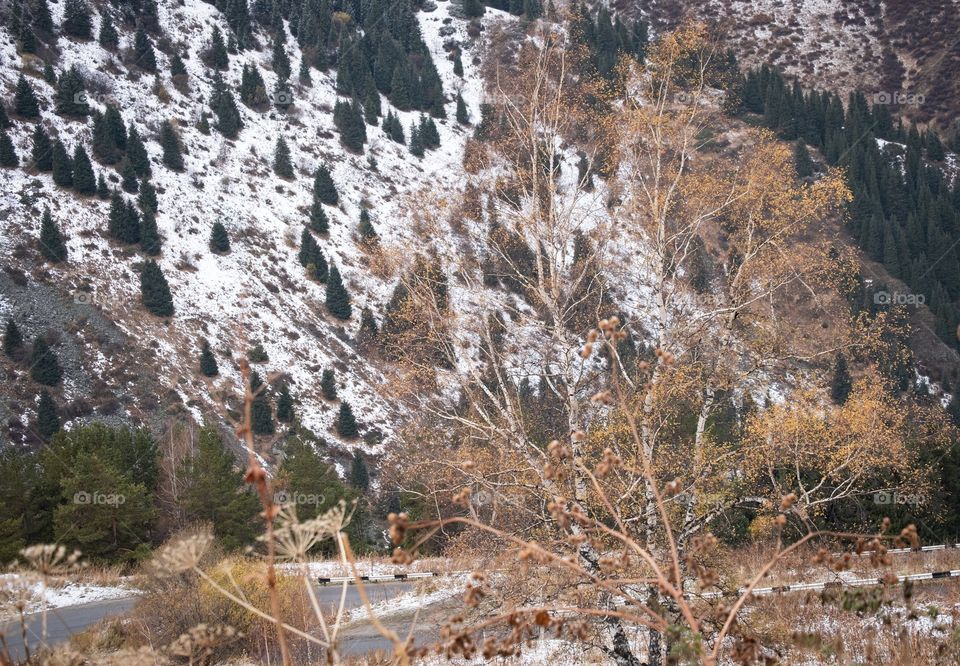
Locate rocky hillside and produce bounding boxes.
[628,0,960,133]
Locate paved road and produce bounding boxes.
[0,581,419,662]
[1,597,138,663]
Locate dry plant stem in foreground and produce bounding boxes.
[238,357,292,666]
[389,320,918,665]
[198,359,406,665]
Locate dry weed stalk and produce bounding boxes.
[147,359,408,665]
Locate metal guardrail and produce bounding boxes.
[318,570,471,585]
[317,544,960,590]
[697,568,960,599]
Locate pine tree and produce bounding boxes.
[213,83,243,139]
[409,124,424,157]
[299,57,312,86]
[419,115,440,149]
[39,208,67,262]
[358,208,377,243]
[14,76,40,118]
[0,132,17,168]
[453,52,464,77]
[926,131,945,161]
[120,201,142,245]
[140,211,161,255]
[335,401,358,438]
[43,64,57,86]
[272,37,291,81]
[62,0,93,38]
[133,27,158,72]
[364,87,381,125]
[247,343,269,363]
[96,173,109,198]
[276,383,294,422]
[31,125,52,171]
[250,371,275,435]
[120,161,138,193]
[209,26,229,70]
[273,137,294,177]
[794,140,814,178]
[349,452,369,489]
[53,452,156,559]
[98,13,119,50]
[126,127,151,178]
[30,337,62,385]
[389,64,412,110]
[385,111,405,144]
[160,121,184,171]
[108,191,124,239]
[72,144,96,194]
[309,200,329,234]
[170,52,188,80]
[54,66,88,116]
[17,18,38,55]
[309,245,328,282]
[102,103,126,150]
[140,260,174,316]
[92,112,118,164]
[0,104,9,130]
[210,221,231,253]
[28,0,54,35]
[333,98,366,152]
[199,339,219,376]
[320,368,337,400]
[36,390,60,440]
[51,140,73,187]
[830,351,852,405]
[182,426,260,550]
[138,180,157,213]
[325,263,352,319]
[356,306,381,348]
[455,92,469,124]
[313,165,338,205]
[3,319,23,356]
[463,0,485,18]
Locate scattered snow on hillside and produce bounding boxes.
[0,1,512,455]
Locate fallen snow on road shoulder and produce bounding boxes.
[0,574,136,617]
[345,581,463,623]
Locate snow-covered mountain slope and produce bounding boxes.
[0,0,510,453]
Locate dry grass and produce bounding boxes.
[740,581,960,664]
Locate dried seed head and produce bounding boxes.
[19,545,85,576]
[453,487,472,508]
[388,512,409,545]
[779,493,797,511]
[168,623,240,658]
[150,532,215,576]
